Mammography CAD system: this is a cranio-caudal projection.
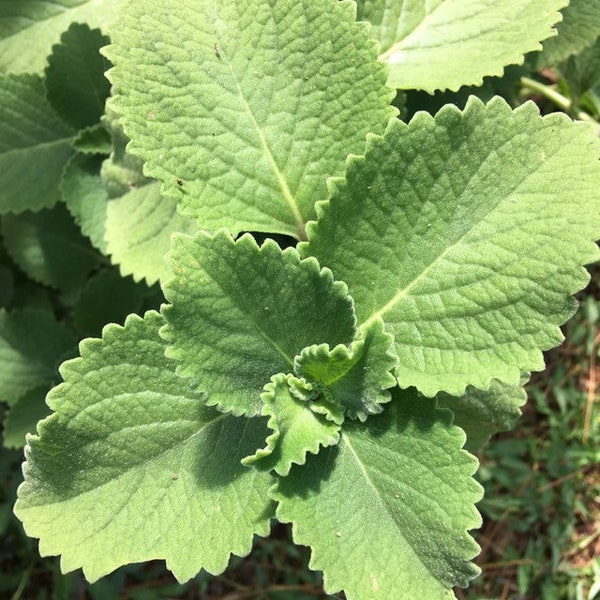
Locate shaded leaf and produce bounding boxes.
[0,74,75,214]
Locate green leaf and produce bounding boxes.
[73,124,112,154]
[536,0,600,66]
[356,0,567,92]
[562,37,600,101]
[303,97,600,397]
[45,23,111,130]
[3,386,51,449]
[62,153,110,251]
[437,378,528,451]
[63,150,197,286]
[1,203,101,291]
[275,390,482,599]
[104,182,198,285]
[162,232,356,417]
[104,0,395,238]
[0,74,75,214]
[15,311,275,583]
[0,0,117,74]
[0,308,76,405]
[243,374,341,476]
[72,267,147,338]
[294,318,397,421]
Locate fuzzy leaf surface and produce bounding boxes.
[294,318,397,420]
[536,0,600,66]
[0,74,75,214]
[244,374,341,476]
[275,390,482,599]
[437,379,527,451]
[0,0,117,74]
[0,308,76,404]
[356,0,567,92]
[162,232,356,416]
[45,23,111,130]
[104,0,395,238]
[15,311,275,582]
[304,97,600,397]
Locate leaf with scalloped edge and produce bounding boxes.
[536,0,600,66]
[0,308,76,405]
[103,0,395,238]
[303,97,600,398]
[15,311,275,583]
[437,378,528,451]
[162,231,356,417]
[2,386,51,449]
[0,74,75,214]
[243,374,341,476]
[294,318,397,421]
[2,203,101,291]
[356,0,567,92]
[45,23,111,130]
[0,0,118,74]
[275,389,482,599]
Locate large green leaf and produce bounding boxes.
[104,0,395,238]
[0,0,117,74]
[356,0,567,92]
[303,97,600,397]
[275,390,482,599]
[0,74,75,214]
[536,0,600,66]
[15,311,275,582]
[162,232,356,417]
[2,385,51,449]
[0,308,76,405]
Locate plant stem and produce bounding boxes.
[11,564,33,600]
[520,76,599,125]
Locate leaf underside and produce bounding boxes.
[303,97,600,397]
[15,311,275,583]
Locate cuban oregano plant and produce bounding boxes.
[5,0,600,598]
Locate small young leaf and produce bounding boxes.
[0,0,116,74]
[304,97,600,397]
[15,311,275,583]
[0,308,76,405]
[0,74,75,214]
[243,374,341,476]
[437,378,528,451]
[45,23,111,130]
[275,389,482,599]
[294,318,397,421]
[104,0,395,237]
[356,0,567,92]
[162,232,356,417]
